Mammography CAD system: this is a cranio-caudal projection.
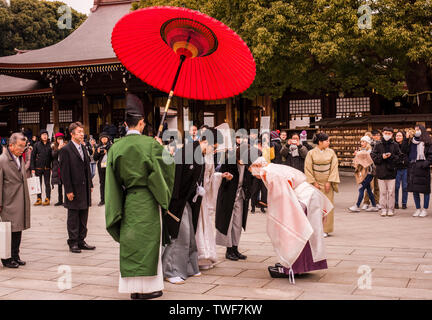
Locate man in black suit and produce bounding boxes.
[59,122,95,253]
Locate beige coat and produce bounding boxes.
[0,148,31,232]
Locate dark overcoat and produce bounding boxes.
[59,142,93,210]
[215,155,253,236]
[166,141,204,239]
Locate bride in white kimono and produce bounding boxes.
[249,157,333,283]
[195,136,224,270]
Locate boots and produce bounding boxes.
[225,247,239,261]
[232,246,247,260]
[34,198,42,206]
[42,198,50,206]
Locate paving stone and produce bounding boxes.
[205,285,303,300]
[64,284,130,300]
[296,292,397,300]
[216,260,273,270]
[353,286,432,299]
[1,289,94,300]
[157,292,233,300]
[163,282,216,294]
[326,253,383,263]
[336,260,419,271]
[213,276,272,288]
[201,267,245,277]
[0,269,59,281]
[0,287,20,297]
[407,279,432,290]
[264,278,357,295]
[185,275,222,284]
[0,278,79,292]
[47,265,118,276]
[381,256,432,265]
[236,269,272,280]
[319,273,409,288]
[372,269,432,281]
[4,175,431,300]
[42,256,108,267]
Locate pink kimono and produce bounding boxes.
[260,163,333,280]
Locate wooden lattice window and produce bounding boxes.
[336,97,370,117]
[50,110,73,123]
[289,99,322,118]
[18,112,40,124]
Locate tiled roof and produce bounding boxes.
[0,2,132,69]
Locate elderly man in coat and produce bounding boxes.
[0,132,31,268]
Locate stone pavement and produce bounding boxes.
[1,175,432,300]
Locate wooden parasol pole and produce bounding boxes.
[157,55,186,138]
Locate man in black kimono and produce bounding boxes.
[162,139,206,284]
[215,144,254,261]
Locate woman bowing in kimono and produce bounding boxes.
[249,158,332,282]
[304,133,340,237]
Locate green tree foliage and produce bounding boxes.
[0,0,87,57]
[134,1,432,109]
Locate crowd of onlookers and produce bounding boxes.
[349,125,432,218]
[3,122,429,221]
[0,124,116,207]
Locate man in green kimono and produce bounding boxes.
[105,94,175,300]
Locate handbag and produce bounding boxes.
[270,146,275,160]
[0,216,11,259]
[27,174,41,195]
[101,154,108,168]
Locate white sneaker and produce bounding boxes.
[366,206,379,212]
[165,276,185,284]
[323,233,328,238]
[419,209,428,217]
[361,204,369,210]
[376,204,382,210]
[193,272,202,277]
[380,209,387,217]
[413,209,421,217]
[387,210,394,216]
[348,205,361,212]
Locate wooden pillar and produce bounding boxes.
[176,99,184,140]
[52,95,60,134]
[225,98,234,128]
[9,106,18,133]
[82,90,90,135]
[263,95,273,129]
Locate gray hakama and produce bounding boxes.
[215,165,245,247]
[162,202,200,279]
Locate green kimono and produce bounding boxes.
[105,134,175,277]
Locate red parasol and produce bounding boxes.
[111,6,256,137]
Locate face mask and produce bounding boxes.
[415,131,421,137]
[291,140,298,144]
[383,135,392,141]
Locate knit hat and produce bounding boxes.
[360,136,372,145]
[54,132,64,139]
[300,130,307,142]
[270,131,280,140]
[99,132,110,140]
